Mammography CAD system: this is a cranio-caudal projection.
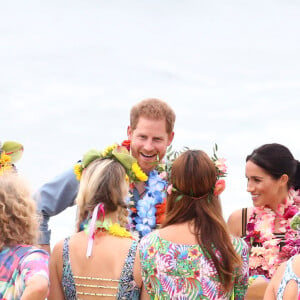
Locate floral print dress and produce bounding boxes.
[139,232,249,300]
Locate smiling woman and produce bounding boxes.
[227,143,300,300]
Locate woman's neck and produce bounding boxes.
[268,188,289,213]
[104,211,119,223]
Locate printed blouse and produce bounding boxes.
[0,245,49,300]
[139,232,249,300]
[277,255,300,300]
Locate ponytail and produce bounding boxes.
[293,160,300,190]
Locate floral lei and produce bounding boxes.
[120,140,168,238]
[127,170,167,238]
[245,188,300,279]
[126,143,227,237]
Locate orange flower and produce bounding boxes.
[130,207,137,213]
[121,140,131,151]
[155,198,167,224]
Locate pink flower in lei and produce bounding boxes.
[245,188,300,279]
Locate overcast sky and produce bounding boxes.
[1,0,300,245]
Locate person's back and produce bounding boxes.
[49,154,144,299]
[139,224,248,299]
[50,231,140,300]
[138,149,249,300]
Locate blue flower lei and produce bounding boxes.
[128,170,167,237]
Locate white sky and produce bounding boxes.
[1,0,300,246]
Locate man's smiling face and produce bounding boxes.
[127,116,174,174]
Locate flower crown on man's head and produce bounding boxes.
[74,143,148,183]
[166,144,227,202]
[0,141,24,176]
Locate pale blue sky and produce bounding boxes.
[1,0,300,245]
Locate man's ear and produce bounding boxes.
[127,125,132,139]
[167,132,174,146]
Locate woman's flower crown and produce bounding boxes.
[0,141,24,176]
[165,144,227,202]
[74,143,148,183]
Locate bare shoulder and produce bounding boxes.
[227,208,244,237]
[50,238,65,265]
[52,238,64,255]
[227,207,253,237]
[292,254,300,277]
[264,260,287,299]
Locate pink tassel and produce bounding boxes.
[86,203,105,258]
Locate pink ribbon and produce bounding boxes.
[86,203,105,258]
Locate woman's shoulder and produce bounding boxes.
[139,230,159,245]
[227,207,254,237]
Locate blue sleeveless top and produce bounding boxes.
[277,255,300,300]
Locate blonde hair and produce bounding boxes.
[0,173,39,249]
[76,158,129,231]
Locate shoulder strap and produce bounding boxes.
[241,208,248,237]
[119,240,138,282]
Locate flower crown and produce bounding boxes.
[165,144,227,202]
[74,143,148,182]
[0,141,24,176]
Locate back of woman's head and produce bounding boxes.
[0,173,38,249]
[76,158,128,230]
[163,149,241,292]
[247,143,300,190]
[164,150,220,223]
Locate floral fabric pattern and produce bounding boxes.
[0,245,49,300]
[139,232,249,300]
[277,255,300,300]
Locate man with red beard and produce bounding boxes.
[35,98,175,253]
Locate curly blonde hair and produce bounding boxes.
[0,173,39,249]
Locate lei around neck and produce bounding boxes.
[245,188,300,279]
[128,170,167,237]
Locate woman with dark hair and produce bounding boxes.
[228,143,300,299]
[138,149,249,299]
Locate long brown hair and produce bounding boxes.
[163,150,241,291]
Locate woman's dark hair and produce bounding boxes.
[162,150,241,292]
[246,143,300,190]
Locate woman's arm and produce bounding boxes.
[227,209,243,237]
[21,275,49,300]
[246,277,269,300]
[48,240,65,300]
